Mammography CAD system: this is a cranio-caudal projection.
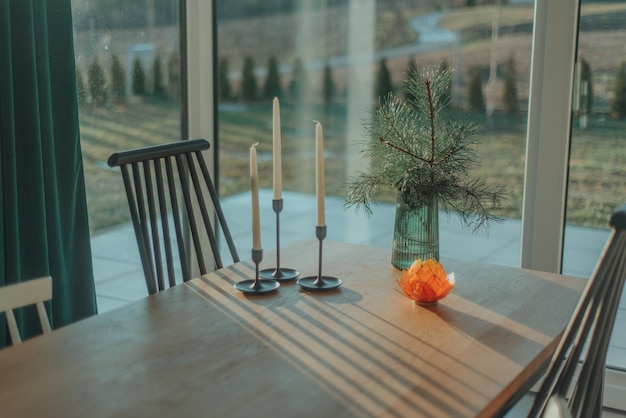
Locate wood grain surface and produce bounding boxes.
[0,240,585,418]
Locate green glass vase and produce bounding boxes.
[391,194,439,270]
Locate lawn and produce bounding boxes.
[76,3,626,233]
[79,98,624,234]
[79,99,181,232]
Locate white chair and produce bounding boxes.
[0,277,52,345]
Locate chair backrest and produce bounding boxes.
[543,395,573,418]
[528,204,626,418]
[108,139,240,295]
[0,277,53,345]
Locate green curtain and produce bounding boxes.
[0,0,97,346]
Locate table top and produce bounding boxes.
[0,240,585,418]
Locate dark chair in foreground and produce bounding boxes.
[108,139,239,295]
[528,204,626,418]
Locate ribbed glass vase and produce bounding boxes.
[391,194,439,270]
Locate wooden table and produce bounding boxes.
[0,240,585,418]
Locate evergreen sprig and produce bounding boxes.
[345,66,506,233]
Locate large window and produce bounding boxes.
[564,0,626,379]
[71,0,182,311]
[215,1,534,266]
[72,0,182,232]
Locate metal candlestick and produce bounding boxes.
[259,199,300,282]
[297,226,342,291]
[235,249,280,294]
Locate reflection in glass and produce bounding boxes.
[71,0,182,233]
[564,1,626,372]
[216,2,531,266]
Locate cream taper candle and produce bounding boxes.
[250,143,261,250]
[272,97,282,200]
[315,121,326,227]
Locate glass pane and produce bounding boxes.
[564,1,626,371]
[72,0,182,311]
[216,2,534,268]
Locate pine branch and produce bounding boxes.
[377,136,431,164]
[345,65,507,231]
[344,173,389,216]
[441,178,506,233]
[426,78,436,164]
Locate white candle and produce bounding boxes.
[315,121,326,227]
[250,143,262,250]
[272,97,282,200]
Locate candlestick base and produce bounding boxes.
[297,275,342,291]
[235,249,280,294]
[259,267,300,282]
[235,279,280,294]
[297,225,342,291]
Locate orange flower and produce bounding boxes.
[398,258,455,305]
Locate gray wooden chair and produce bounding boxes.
[108,139,240,295]
[542,395,572,418]
[0,277,52,345]
[528,204,626,418]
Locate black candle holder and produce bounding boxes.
[235,249,280,294]
[297,226,342,291]
[259,199,300,282]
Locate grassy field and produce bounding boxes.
[77,3,626,233]
[78,99,181,232]
[79,98,624,234]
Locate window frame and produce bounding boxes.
[185,0,219,277]
[191,0,580,276]
[520,0,578,274]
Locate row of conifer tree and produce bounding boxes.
[76,52,626,118]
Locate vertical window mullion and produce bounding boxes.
[185,0,217,276]
[521,0,579,273]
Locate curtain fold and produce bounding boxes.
[0,0,97,346]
